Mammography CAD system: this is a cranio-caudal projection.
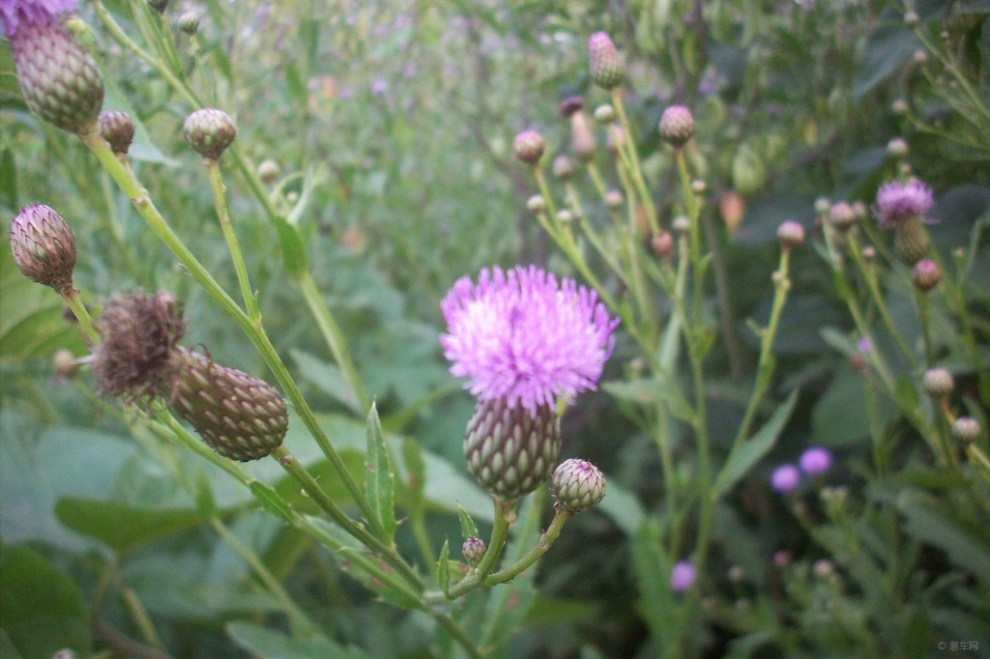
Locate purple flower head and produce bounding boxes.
[440,265,619,416]
[771,464,801,492]
[873,179,934,227]
[799,446,832,474]
[0,0,76,37]
[670,560,696,592]
[857,337,872,355]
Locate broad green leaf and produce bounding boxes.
[595,478,645,537]
[0,544,90,658]
[854,26,919,97]
[897,496,990,584]
[711,389,798,500]
[400,438,425,510]
[436,539,450,596]
[290,349,360,414]
[457,505,480,540]
[227,621,369,659]
[365,403,397,542]
[812,367,895,447]
[54,497,203,555]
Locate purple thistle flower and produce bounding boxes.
[771,464,801,492]
[440,265,619,416]
[873,179,934,227]
[799,446,832,474]
[670,560,696,592]
[0,0,76,37]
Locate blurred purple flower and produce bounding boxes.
[440,265,618,415]
[857,337,872,355]
[799,446,832,474]
[771,464,801,492]
[0,0,75,36]
[670,560,696,592]
[371,78,388,95]
[874,179,934,227]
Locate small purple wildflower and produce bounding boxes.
[0,0,75,37]
[799,446,832,474]
[670,560,696,592]
[771,464,801,492]
[440,265,618,416]
[857,337,872,355]
[874,179,934,227]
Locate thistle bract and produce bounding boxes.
[9,204,77,294]
[183,108,237,161]
[552,458,606,513]
[588,32,623,89]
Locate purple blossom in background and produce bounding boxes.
[800,446,832,474]
[670,560,696,592]
[0,0,75,36]
[371,78,388,95]
[440,265,618,415]
[857,337,872,355]
[874,179,934,227]
[771,464,801,492]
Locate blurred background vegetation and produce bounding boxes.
[2,0,988,657]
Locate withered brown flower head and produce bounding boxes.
[558,95,585,118]
[92,291,185,401]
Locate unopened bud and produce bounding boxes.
[178,12,200,35]
[892,99,909,115]
[258,158,280,184]
[593,104,615,124]
[828,202,857,232]
[588,32,624,89]
[904,11,919,26]
[814,197,831,215]
[650,231,674,257]
[513,130,545,165]
[462,536,486,567]
[862,245,876,261]
[527,195,546,214]
[604,189,624,210]
[672,215,691,235]
[9,204,77,295]
[658,105,695,147]
[53,349,78,377]
[911,258,941,292]
[952,417,980,443]
[691,179,706,194]
[922,367,954,398]
[148,0,170,12]
[99,110,135,156]
[556,209,574,224]
[887,138,909,158]
[183,108,236,161]
[776,220,805,249]
[553,155,574,180]
[552,458,606,513]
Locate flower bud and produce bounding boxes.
[672,215,691,235]
[527,195,546,214]
[99,110,135,156]
[814,197,831,215]
[952,417,980,443]
[776,220,805,249]
[183,108,236,161]
[552,458,606,513]
[570,112,597,162]
[258,158,280,184]
[887,138,909,158]
[588,32,624,89]
[556,209,574,225]
[177,12,199,35]
[828,202,856,233]
[462,536,486,567]
[553,155,574,180]
[5,5,104,134]
[650,231,673,258]
[922,367,954,398]
[658,105,695,147]
[9,204,77,295]
[691,179,706,195]
[813,559,835,578]
[894,218,931,264]
[148,0,170,13]
[53,348,78,377]
[911,258,941,292]
[891,99,909,115]
[593,104,615,124]
[604,189,624,210]
[513,129,545,165]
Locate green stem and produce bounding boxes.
[484,509,569,585]
[914,289,934,368]
[447,498,513,599]
[297,271,370,413]
[62,289,99,342]
[611,91,659,235]
[207,161,259,320]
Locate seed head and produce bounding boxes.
[552,458,606,513]
[588,32,624,89]
[183,108,236,161]
[922,367,954,398]
[776,220,805,249]
[99,110,135,156]
[513,130,545,165]
[658,105,695,147]
[2,0,104,134]
[9,204,77,294]
[911,258,941,292]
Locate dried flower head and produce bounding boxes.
[440,265,618,415]
[558,95,585,118]
[552,458,606,513]
[92,291,185,401]
[588,32,624,89]
[99,110,135,156]
[2,0,104,134]
[9,203,77,295]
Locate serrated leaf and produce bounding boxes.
[436,539,450,596]
[365,403,397,542]
[711,389,798,500]
[457,505,480,540]
[249,481,298,525]
[0,544,90,659]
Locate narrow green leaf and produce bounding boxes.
[603,376,695,422]
[227,620,370,659]
[595,479,646,536]
[0,148,17,208]
[274,215,308,277]
[0,544,90,659]
[711,389,798,500]
[436,539,450,596]
[289,349,361,414]
[897,496,990,584]
[365,403,397,542]
[457,505,480,540]
[249,481,298,525]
